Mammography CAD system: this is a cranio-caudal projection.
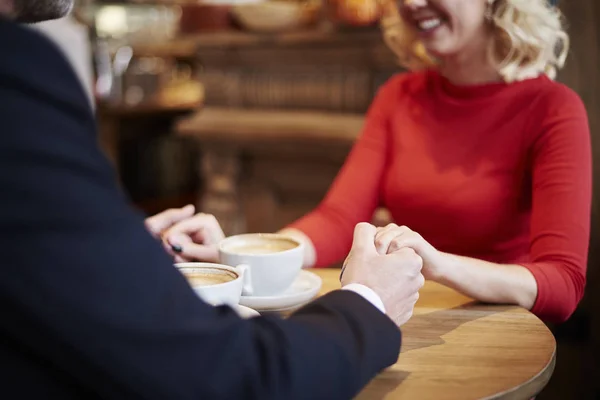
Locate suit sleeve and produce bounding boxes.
[518,86,592,323]
[288,78,398,267]
[0,29,400,400]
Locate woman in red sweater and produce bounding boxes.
[163,0,591,323]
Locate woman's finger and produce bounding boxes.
[388,232,422,253]
[145,204,195,236]
[374,224,412,254]
[165,213,223,240]
[178,243,220,263]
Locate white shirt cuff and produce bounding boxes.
[342,283,386,314]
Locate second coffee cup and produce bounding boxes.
[219,233,304,297]
[175,262,250,306]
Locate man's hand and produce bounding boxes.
[341,223,425,326]
[162,213,226,263]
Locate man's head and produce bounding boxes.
[0,0,73,23]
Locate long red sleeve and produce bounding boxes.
[518,86,591,322]
[288,71,591,322]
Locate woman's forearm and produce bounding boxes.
[433,253,538,310]
[278,228,317,268]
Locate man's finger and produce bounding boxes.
[351,222,377,254]
[390,247,424,273]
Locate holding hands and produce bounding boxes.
[374,223,446,281]
[341,223,425,326]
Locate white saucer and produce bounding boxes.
[234,304,261,319]
[239,270,322,312]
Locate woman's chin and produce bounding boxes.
[423,47,447,60]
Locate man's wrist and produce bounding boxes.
[342,283,386,314]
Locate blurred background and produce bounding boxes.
[34,0,598,397]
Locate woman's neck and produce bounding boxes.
[438,37,503,86]
[440,62,502,86]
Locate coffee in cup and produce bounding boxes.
[224,239,298,255]
[184,269,237,287]
[175,263,250,306]
[219,233,303,297]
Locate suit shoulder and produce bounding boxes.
[0,18,67,75]
[0,18,90,115]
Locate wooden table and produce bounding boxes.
[310,269,556,400]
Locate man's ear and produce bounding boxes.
[0,0,15,18]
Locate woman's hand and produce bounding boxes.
[161,213,226,263]
[374,223,446,280]
[374,224,540,311]
[144,204,195,239]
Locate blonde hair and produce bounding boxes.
[380,0,569,82]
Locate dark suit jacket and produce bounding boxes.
[0,18,401,399]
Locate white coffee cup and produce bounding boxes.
[218,233,304,297]
[175,262,251,306]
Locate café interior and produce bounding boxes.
[35,0,599,398]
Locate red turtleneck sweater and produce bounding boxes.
[289,71,591,323]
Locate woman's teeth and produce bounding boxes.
[418,18,442,31]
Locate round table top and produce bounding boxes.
[309,269,556,400]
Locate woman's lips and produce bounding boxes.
[412,15,447,37]
[417,18,442,31]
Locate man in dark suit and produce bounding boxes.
[0,1,424,398]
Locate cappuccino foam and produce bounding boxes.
[182,270,236,287]
[224,239,298,255]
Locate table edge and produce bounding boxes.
[310,268,558,399]
[484,348,556,400]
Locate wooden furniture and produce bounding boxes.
[173,26,398,236]
[176,107,364,236]
[98,100,202,169]
[193,26,398,112]
[310,268,556,400]
[97,101,202,215]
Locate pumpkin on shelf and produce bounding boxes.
[327,0,382,28]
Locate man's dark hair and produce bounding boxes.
[12,0,73,23]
